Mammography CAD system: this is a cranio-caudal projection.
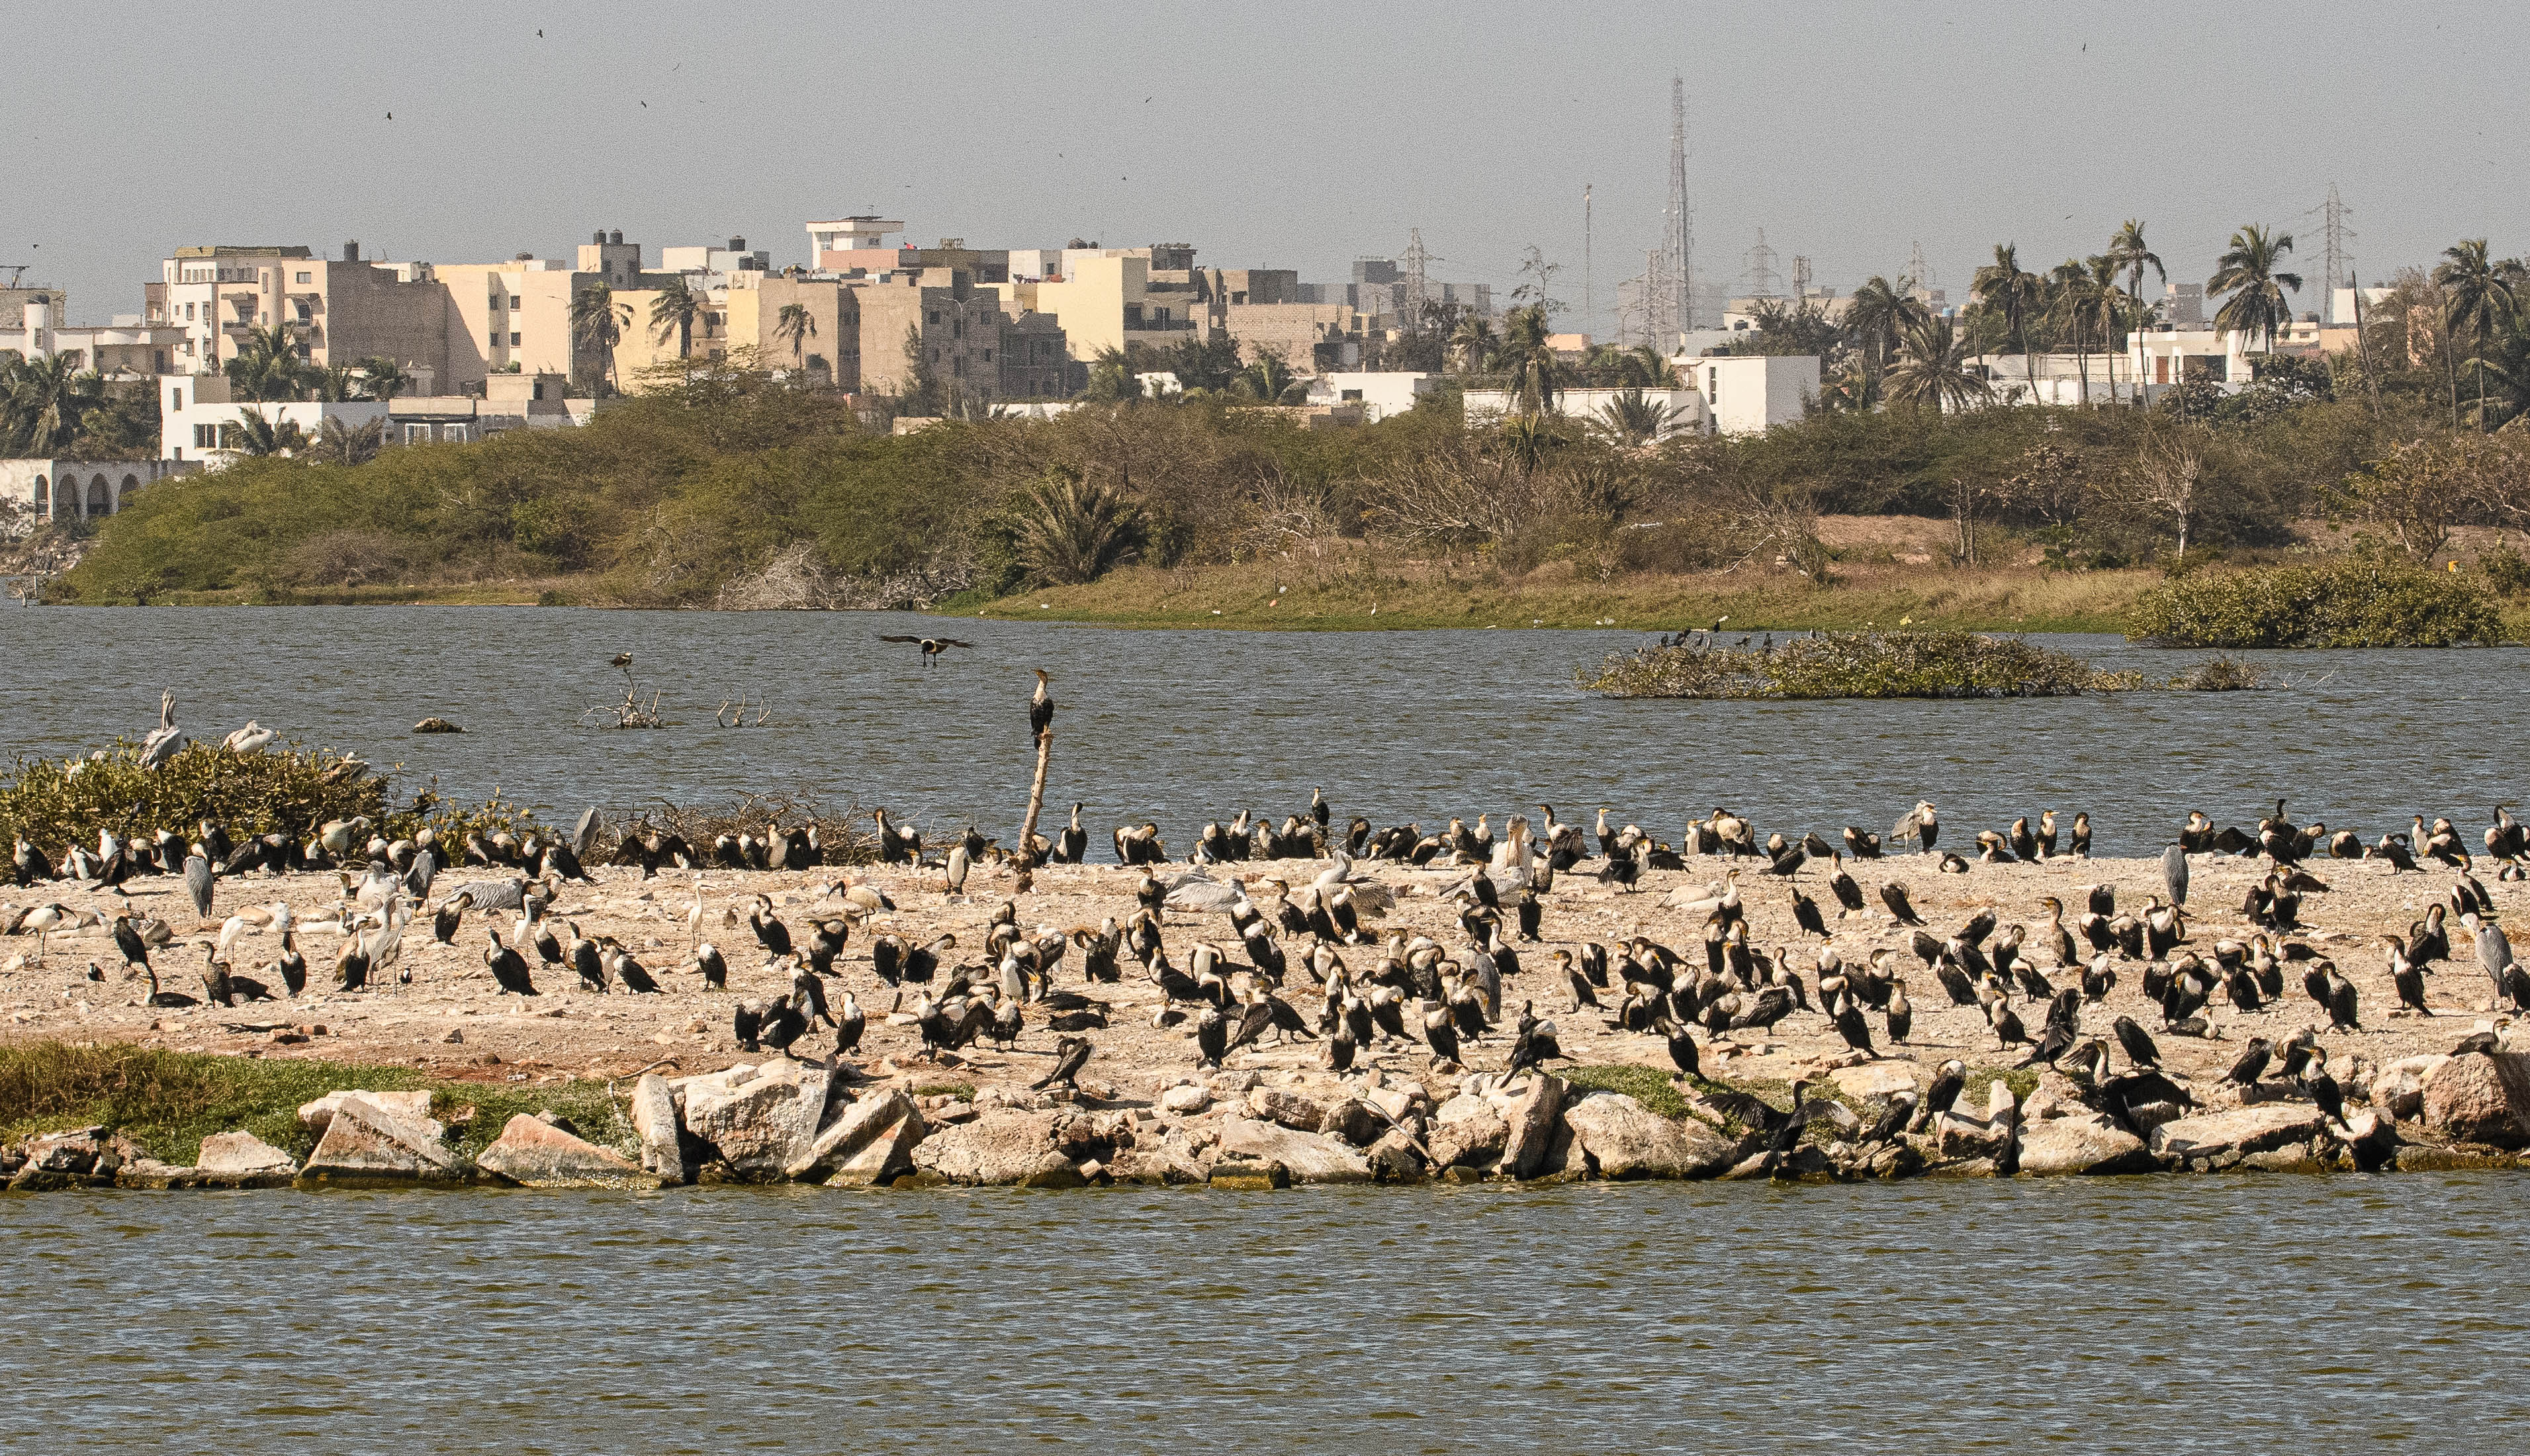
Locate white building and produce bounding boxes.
[1463,387,1711,440]
[1303,371,1435,422]
[2,458,193,525]
[3,298,188,379]
[158,372,589,466]
[1674,354,1819,435]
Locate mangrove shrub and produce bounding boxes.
[2127,557,2506,647]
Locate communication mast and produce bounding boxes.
[1402,228,1433,328]
[2319,183,2357,324]
[1656,75,1694,339]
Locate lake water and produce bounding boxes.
[2,1175,2525,1453]
[3,606,2524,858]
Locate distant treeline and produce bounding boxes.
[49,361,2530,607]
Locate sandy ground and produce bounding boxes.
[1,845,2515,1101]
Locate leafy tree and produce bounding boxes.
[1883,316,1994,414]
[1727,299,1842,360]
[1083,345,1135,403]
[1231,350,1304,404]
[2432,240,2523,430]
[898,323,944,415]
[1167,330,1243,393]
[1971,244,2044,404]
[570,284,632,394]
[2208,224,2302,355]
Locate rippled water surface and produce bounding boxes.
[4,606,2526,856]
[3,1176,2525,1453]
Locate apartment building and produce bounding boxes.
[2,295,187,377]
[852,269,1009,396]
[145,243,449,381]
[722,274,863,388]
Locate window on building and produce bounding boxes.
[441,424,469,443]
[295,271,312,283]
[982,348,993,361]
[510,332,521,346]
[184,302,195,320]
[193,424,216,449]
[405,424,433,444]
[169,387,180,408]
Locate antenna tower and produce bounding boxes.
[1790,254,1813,300]
[1743,229,1782,298]
[2319,183,2356,324]
[1402,228,1433,328]
[1905,239,1935,292]
[1656,75,1694,338]
[1583,184,1593,336]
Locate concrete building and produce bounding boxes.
[1688,354,1817,434]
[2,458,191,523]
[1462,386,1709,439]
[1,296,188,378]
[852,269,1010,398]
[722,275,863,388]
[1302,371,1435,422]
[158,372,584,466]
[1,286,67,334]
[660,236,769,277]
[806,216,906,273]
[1029,251,1198,359]
[146,243,451,381]
[997,310,1074,398]
[1220,303,1362,371]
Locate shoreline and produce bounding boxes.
[7,839,2525,1191]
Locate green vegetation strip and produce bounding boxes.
[1579,629,2141,700]
[2128,556,2507,647]
[0,1042,629,1167]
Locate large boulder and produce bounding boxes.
[912,1109,1083,1187]
[680,1058,833,1181]
[1427,1094,1508,1170]
[630,1072,695,1184]
[299,1090,437,1140]
[1214,1116,1372,1183]
[477,1115,664,1189]
[1559,1092,1739,1180]
[1831,1063,1922,1101]
[195,1131,300,1187]
[1498,1074,1566,1180]
[2147,1103,2331,1171]
[2015,1113,2155,1177]
[300,1094,467,1185]
[1247,1087,1331,1134]
[2370,1056,2447,1122]
[786,1091,926,1185]
[2417,1052,2530,1149]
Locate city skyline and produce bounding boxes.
[9,2,2527,341]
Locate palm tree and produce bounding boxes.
[1449,314,1500,373]
[1971,244,2044,404]
[355,356,411,401]
[1232,351,1303,404]
[2076,255,2135,402]
[314,363,361,402]
[1084,345,1135,403]
[1844,274,1927,383]
[224,323,314,402]
[1621,342,1680,387]
[2208,224,2303,356]
[570,284,633,392]
[1498,304,1558,416]
[2433,240,2523,431]
[230,406,307,457]
[2105,220,2165,370]
[1005,473,1147,586]
[317,416,384,465]
[773,302,818,379]
[1,352,105,455]
[1593,388,1675,445]
[649,277,705,359]
[2048,259,2094,404]
[1883,316,1995,414]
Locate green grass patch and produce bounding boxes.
[1578,629,2141,700]
[1562,1064,1692,1119]
[2128,556,2506,647]
[911,1081,975,1102]
[0,1042,627,1165]
[1961,1065,2042,1109]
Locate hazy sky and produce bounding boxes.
[13,2,2527,340]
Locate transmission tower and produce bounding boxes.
[1742,229,1782,298]
[1402,228,1434,329]
[1905,239,1935,294]
[1656,75,1694,338]
[1583,183,1594,335]
[2319,183,2356,324]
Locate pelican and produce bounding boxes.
[137,690,186,768]
[221,721,276,754]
